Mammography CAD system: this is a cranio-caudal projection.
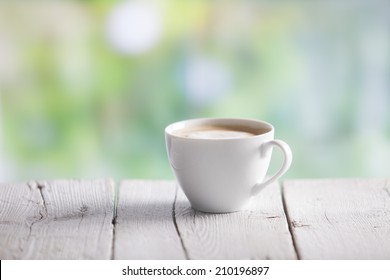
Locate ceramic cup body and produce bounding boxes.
[165,118,292,213]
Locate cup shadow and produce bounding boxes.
[115,199,226,224]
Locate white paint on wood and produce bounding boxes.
[0,179,114,259]
[114,180,186,259]
[4,178,388,260]
[175,181,296,259]
[283,179,390,259]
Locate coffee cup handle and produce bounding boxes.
[251,139,292,196]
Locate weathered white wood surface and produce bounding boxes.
[175,181,297,259]
[2,178,390,259]
[283,179,390,259]
[0,179,114,259]
[114,180,186,259]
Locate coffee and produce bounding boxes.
[172,125,257,139]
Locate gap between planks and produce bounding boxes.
[172,185,190,259]
[281,183,301,260]
[110,180,119,260]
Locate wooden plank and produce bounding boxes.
[175,181,296,259]
[114,180,186,259]
[0,181,42,259]
[0,179,114,259]
[283,179,390,259]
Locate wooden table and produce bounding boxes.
[0,179,389,260]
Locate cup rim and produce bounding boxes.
[165,117,274,141]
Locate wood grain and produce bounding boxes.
[114,180,186,259]
[283,179,390,259]
[175,181,296,259]
[0,179,114,259]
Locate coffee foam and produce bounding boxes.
[171,125,257,139]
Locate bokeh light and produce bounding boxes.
[106,0,163,55]
[182,55,231,106]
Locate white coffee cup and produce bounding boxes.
[165,118,292,213]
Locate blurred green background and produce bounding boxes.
[0,0,389,182]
